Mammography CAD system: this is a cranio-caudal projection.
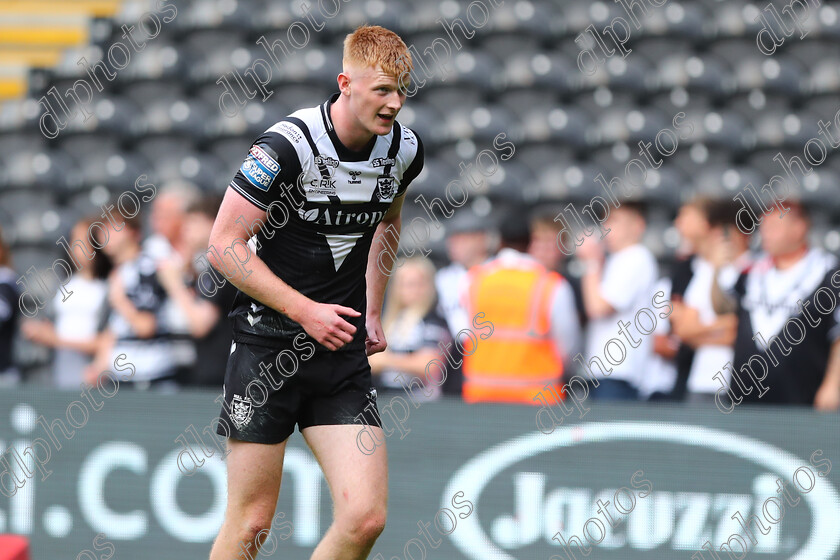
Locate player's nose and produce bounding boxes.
[386,90,403,111]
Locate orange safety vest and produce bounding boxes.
[462,254,565,405]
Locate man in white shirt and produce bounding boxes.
[577,202,658,400]
[671,199,751,403]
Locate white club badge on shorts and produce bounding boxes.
[231,393,254,429]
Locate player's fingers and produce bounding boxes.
[335,317,357,335]
[333,327,354,343]
[330,334,349,348]
[333,305,362,317]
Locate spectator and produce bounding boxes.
[21,217,111,390]
[156,197,237,387]
[0,225,20,386]
[642,277,679,401]
[527,205,586,327]
[671,199,750,403]
[461,210,581,405]
[143,183,200,260]
[667,197,715,400]
[85,216,176,390]
[577,202,657,401]
[435,211,495,337]
[368,256,451,402]
[719,202,840,409]
[143,184,201,376]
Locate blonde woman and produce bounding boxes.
[368,256,452,401]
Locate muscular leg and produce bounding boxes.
[303,424,388,560]
[209,438,288,560]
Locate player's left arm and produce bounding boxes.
[365,193,405,356]
[365,130,424,356]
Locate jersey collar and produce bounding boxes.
[322,93,379,162]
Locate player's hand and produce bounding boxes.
[298,302,360,351]
[365,315,387,356]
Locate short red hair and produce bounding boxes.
[343,25,412,77]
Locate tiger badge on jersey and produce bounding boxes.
[376,174,396,200]
[241,145,280,192]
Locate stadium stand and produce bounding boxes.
[2,0,840,377]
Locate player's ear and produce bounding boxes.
[337,71,351,95]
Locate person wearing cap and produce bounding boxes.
[460,207,581,404]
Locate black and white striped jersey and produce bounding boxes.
[227,93,424,351]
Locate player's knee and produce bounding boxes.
[233,509,276,545]
[340,505,387,546]
[355,512,387,546]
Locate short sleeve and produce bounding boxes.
[601,247,656,312]
[549,280,582,362]
[420,313,450,350]
[125,257,167,314]
[396,131,423,196]
[717,264,741,293]
[229,129,304,211]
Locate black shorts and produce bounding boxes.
[217,339,380,443]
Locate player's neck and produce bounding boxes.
[330,95,374,151]
[772,244,809,270]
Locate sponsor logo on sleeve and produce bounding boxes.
[240,145,281,191]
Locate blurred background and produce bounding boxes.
[2,0,840,559]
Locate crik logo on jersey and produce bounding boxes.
[241,145,281,191]
[441,423,840,560]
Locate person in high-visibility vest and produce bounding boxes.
[461,214,581,404]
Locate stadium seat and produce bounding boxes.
[638,1,712,41]
[181,28,251,86]
[401,158,455,200]
[481,0,556,41]
[500,50,578,94]
[655,51,736,98]
[711,0,762,39]
[392,102,448,151]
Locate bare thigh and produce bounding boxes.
[225,437,288,520]
[302,424,388,516]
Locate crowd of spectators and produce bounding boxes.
[0,187,237,392]
[1,191,839,410]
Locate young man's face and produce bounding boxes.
[528,223,562,270]
[344,64,407,136]
[675,204,710,251]
[604,207,645,252]
[760,207,809,257]
[446,231,488,268]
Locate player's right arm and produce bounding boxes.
[207,132,359,351]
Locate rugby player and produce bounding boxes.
[206,26,423,560]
